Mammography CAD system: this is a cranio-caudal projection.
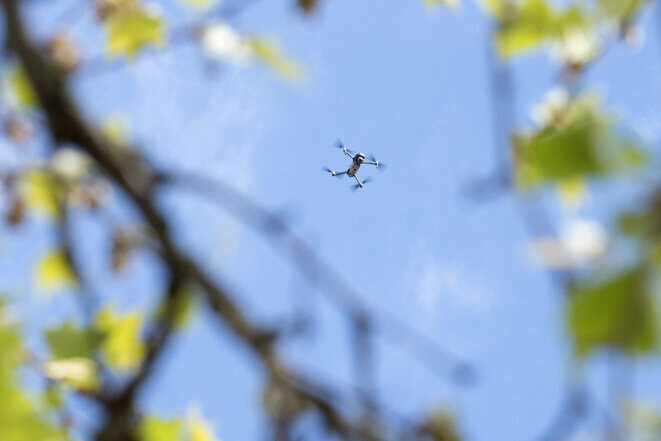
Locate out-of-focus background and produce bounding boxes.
[1,0,660,440]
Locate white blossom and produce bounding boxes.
[200,21,252,64]
[551,28,599,66]
[529,217,608,268]
[531,87,570,127]
[49,148,92,181]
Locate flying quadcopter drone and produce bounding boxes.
[323,140,385,190]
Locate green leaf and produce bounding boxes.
[616,211,647,237]
[247,37,303,81]
[95,307,145,371]
[45,321,103,359]
[101,114,130,146]
[180,0,214,9]
[137,410,219,441]
[106,9,164,58]
[155,284,197,329]
[41,385,62,411]
[7,65,36,109]
[491,0,590,57]
[187,410,219,441]
[597,0,645,20]
[516,122,601,186]
[513,94,644,189]
[625,401,661,441]
[18,171,60,218]
[422,409,462,441]
[34,250,76,293]
[137,416,182,441]
[0,302,65,440]
[513,116,604,188]
[567,267,659,357]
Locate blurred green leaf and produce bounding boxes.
[490,0,590,57]
[605,134,648,170]
[7,65,36,109]
[101,114,129,146]
[556,178,587,207]
[41,385,62,411]
[95,307,145,371]
[597,0,645,20]
[106,9,164,57]
[247,37,303,81]
[617,211,647,237]
[187,410,219,441]
[182,0,211,6]
[157,283,197,329]
[18,171,60,218]
[45,321,103,359]
[180,0,214,8]
[137,416,182,441]
[0,303,66,440]
[34,250,76,293]
[137,411,219,441]
[513,95,645,189]
[625,401,661,441]
[422,409,462,441]
[567,266,659,357]
[513,120,602,187]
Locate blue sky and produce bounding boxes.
[3,0,661,440]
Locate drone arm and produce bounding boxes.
[343,149,354,159]
[363,161,378,166]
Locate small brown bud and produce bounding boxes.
[94,0,136,21]
[48,32,79,74]
[111,229,132,272]
[6,197,25,226]
[4,118,31,144]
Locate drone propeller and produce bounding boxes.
[334,139,354,155]
[369,154,387,171]
[351,176,373,191]
[322,167,342,178]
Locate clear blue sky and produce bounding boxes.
[3,0,661,440]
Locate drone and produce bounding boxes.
[323,140,385,190]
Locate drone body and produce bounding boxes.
[323,141,383,189]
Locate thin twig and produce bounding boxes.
[160,171,475,384]
[0,3,420,440]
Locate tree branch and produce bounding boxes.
[0,2,420,440]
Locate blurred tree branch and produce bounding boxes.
[0,1,457,440]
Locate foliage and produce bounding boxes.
[567,266,658,356]
[512,92,645,189]
[105,9,164,57]
[0,302,68,440]
[34,250,76,293]
[0,0,659,440]
[95,306,145,371]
